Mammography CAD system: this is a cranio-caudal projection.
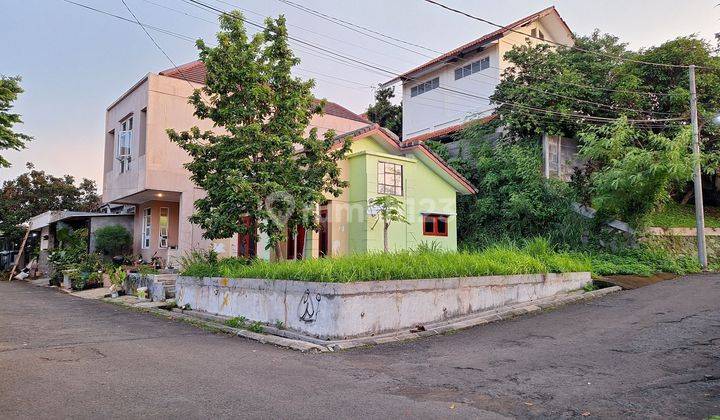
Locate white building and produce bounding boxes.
[383,7,574,147]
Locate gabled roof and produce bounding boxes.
[403,115,497,144]
[159,61,370,124]
[333,124,477,194]
[382,6,572,86]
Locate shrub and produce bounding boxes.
[225,316,247,329]
[94,225,132,256]
[181,242,591,282]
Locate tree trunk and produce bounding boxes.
[383,221,389,253]
[680,189,694,205]
[272,242,284,262]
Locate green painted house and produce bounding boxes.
[278,123,477,259]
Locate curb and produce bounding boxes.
[156,286,623,351]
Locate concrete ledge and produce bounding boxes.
[176,272,592,340]
[645,227,720,236]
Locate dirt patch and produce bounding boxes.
[601,272,678,289]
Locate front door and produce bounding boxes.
[286,226,306,260]
[319,209,329,257]
[238,216,256,258]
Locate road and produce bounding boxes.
[1,275,718,419]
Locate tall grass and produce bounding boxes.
[180,239,591,282]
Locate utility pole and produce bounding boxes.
[689,64,707,269]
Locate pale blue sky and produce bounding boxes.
[2,0,718,186]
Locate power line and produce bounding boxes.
[63,0,687,128]
[119,0,198,92]
[422,0,715,70]
[274,0,440,57]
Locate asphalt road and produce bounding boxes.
[1,275,718,419]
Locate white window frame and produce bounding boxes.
[117,116,133,173]
[377,161,403,196]
[158,207,169,249]
[410,77,439,97]
[454,57,490,80]
[142,207,151,249]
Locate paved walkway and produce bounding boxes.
[1,275,718,419]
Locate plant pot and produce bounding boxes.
[110,291,119,298]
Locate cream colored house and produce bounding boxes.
[381,7,583,180]
[102,61,370,264]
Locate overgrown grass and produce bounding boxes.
[644,203,720,228]
[584,246,701,277]
[181,239,591,282]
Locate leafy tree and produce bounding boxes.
[0,163,101,244]
[94,225,133,256]
[366,86,402,137]
[0,76,32,168]
[432,122,580,248]
[368,195,408,252]
[168,12,351,260]
[488,32,720,225]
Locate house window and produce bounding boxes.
[117,116,133,173]
[454,57,490,80]
[377,162,403,196]
[410,77,439,97]
[423,214,448,237]
[158,207,169,249]
[142,207,151,249]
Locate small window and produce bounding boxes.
[480,57,490,70]
[158,207,169,249]
[377,161,403,196]
[423,214,448,237]
[531,28,537,38]
[471,61,480,73]
[538,29,545,40]
[142,208,152,249]
[454,68,463,80]
[117,116,133,173]
[410,77,439,97]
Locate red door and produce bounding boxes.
[238,216,256,258]
[319,210,329,257]
[286,226,306,260]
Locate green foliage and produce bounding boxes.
[0,163,101,244]
[0,76,33,168]
[644,203,720,228]
[450,130,582,247]
[109,267,127,289]
[274,320,285,330]
[94,225,132,256]
[365,86,402,136]
[579,118,697,226]
[181,240,591,282]
[225,316,247,329]
[586,246,701,277]
[48,228,89,282]
[248,321,264,333]
[368,195,409,252]
[168,12,351,259]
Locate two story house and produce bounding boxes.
[102,61,475,265]
[382,6,581,180]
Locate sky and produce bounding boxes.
[2,0,719,187]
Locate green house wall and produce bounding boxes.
[344,136,459,253]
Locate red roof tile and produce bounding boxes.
[403,114,497,144]
[383,7,571,85]
[159,61,370,123]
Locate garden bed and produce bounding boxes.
[176,270,592,340]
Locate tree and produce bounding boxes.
[488,32,720,225]
[368,195,408,252]
[168,12,351,260]
[0,76,32,168]
[0,163,101,245]
[438,122,578,248]
[94,225,133,256]
[366,86,402,137]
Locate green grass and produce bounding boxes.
[181,239,591,282]
[585,246,701,277]
[645,203,720,228]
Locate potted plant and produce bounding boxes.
[109,267,127,298]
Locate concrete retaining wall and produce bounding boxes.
[176,272,591,339]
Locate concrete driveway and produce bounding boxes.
[0,274,718,419]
